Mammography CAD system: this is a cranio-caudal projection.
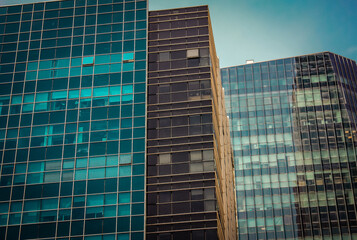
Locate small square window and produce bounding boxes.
[203,150,214,160]
[190,151,202,161]
[83,56,94,66]
[191,189,203,200]
[159,154,171,164]
[159,52,170,62]
[187,49,199,59]
[190,162,203,173]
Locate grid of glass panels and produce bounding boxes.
[0,0,147,239]
[222,52,357,240]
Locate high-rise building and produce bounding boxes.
[0,1,237,240]
[147,6,237,240]
[222,52,357,239]
[0,0,147,239]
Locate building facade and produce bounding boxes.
[0,1,238,239]
[0,0,147,239]
[222,52,357,239]
[147,6,237,240]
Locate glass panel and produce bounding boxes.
[83,56,94,65]
[123,52,134,61]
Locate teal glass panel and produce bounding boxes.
[75,169,87,180]
[89,156,106,167]
[86,207,103,218]
[38,70,52,79]
[87,195,104,206]
[63,159,74,169]
[13,175,26,184]
[94,64,110,74]
[104,206,116,217]
[135,61,146,70]
[119,154,131,164]
[81,89,92,97]
[26,71,37,80]
[93,87,109,97]
[83,66,93,75]
[10,203,23,214]
[54,68,69,78]
[56,59,70,68]
[0,96,10,105]
[119,166,131,176]
[0,130,5,139]
[22,212,39,223]
[95,55,110,64]
[72,197,85,209]
[117,234,129,240]
[70,67,81,76]
[120,118,132,128]
[24,200,41,211]
[11,95,22,104]
[32,126,47,136]
[122,62,133,71]
[106,156,119,166]
[27,62,38,71]
[110,63,122,73]
[131,203,144,215]
[111,53,122,63]
[118,193,130,204]
[88,168,105,179]
[136,10,146,21]
[105,194,117,205]
[35,92,49,102]
[133,128,145,138]
[24,94,35,103]
[22,104,33,112]
[39,60,52,70]
[69,90,80,98]
[83,56,94,65]
[44,172,60,183]
[28,161,45,172]
[121,95,133,104]
[122,85,133,94]
[41,198,58,210]
[15,164,27,173]
[52,91,67,100]
[118,204,130,216]
[109,96,121,105]
[123,53,134,61]
[34,102,48,111]
[131,216,144,231]
[106,167,118,177]
[109,86,121,95]
[71,58,82,67]
[76,158,88,168]
[0,203,9,214]
[60,198,72,209]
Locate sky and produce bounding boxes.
[1,0,357,67]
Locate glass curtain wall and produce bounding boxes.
[0,0,147,239]
[222,52,357,240]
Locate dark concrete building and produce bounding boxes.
[147,5,237,240]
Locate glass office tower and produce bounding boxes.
[222,52,357,240]
[0,0,147,239]
[147,6,237,240]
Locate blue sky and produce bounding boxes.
[2,0,357,67]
